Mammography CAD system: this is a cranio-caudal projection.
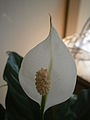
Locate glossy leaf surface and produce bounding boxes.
[3,52,41,120]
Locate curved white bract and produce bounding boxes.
[19,21,77,111]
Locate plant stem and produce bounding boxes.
[40,95,47,120]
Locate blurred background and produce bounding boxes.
[0,0,90,107]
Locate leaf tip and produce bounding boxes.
[48,13,52,29]
[49,14,52,27]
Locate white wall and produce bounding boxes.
[77,0,90,33]
[0,0,65,107]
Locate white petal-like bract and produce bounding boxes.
[19,23,77,111]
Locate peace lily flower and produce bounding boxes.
[19,16,77,115]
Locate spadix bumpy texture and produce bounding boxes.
[35,68,50,96]
[19,20,77,111]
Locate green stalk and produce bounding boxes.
[41,95,47,120]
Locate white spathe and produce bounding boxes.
[19,24,77,111]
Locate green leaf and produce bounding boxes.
[44,89,90,120]
[3,51,41,120]
[0,104,5,120]
[44,99,72,120]
[71,89,90,120]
